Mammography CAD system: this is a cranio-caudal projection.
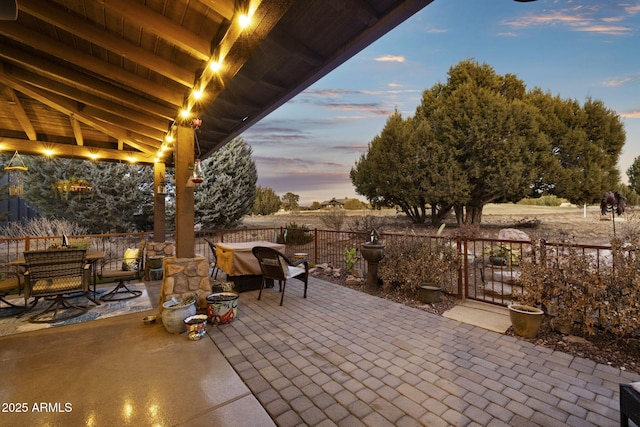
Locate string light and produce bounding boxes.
[162,7,255,156]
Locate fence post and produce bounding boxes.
[25,235,30,252]
[457,236,464,298]
[314,228,318,265]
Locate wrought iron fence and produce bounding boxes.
[1,227,614,309]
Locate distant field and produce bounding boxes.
[241,203,630,245]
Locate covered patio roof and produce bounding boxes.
[0,0,434,165]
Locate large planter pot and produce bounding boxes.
[206,291,239,324]
[419,285,441,303]
[162,296,197,334]
[508,304,544,338]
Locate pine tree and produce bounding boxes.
[251,186,280,215]
[194,137,257,229]
[20,157,154,233]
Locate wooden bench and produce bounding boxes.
[23,249,91,323]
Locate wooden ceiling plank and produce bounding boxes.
[7,65,170,132]
[0,84,37,140]
[69,115,84,146]
[0,136,156,165]
[197,0,235,21]
[268,27,324,67]
[0,23,184,106]
[95,0,211,61]
[0,70,159,154]
[200,0,295,112]
[19,0,196,88]
[0,45,176,120]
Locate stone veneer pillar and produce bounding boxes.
[159,256,211,312]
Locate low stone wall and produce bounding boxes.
[147,241,175,259]
[159,256,211,312]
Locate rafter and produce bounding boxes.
[197,0,236,20]
[18,0,196,88]
[0,46,176,119]
[95,0,212,61]
[0,22,184,106]
[5,65,169,133]
[69,115,84,146]
[0,136,156,165]
[0,70,159,154]
[1,84,37,140]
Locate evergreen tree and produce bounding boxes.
[20,157,153,233]
[280,192,300,212]
[351,110,430,221]
[529,91,624,205]
[351,59,624,225]
[251,186,280,215]
[194,137,257,229]
[627,156,640,194]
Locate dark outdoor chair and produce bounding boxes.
[98,239,146,301]
[252,246,308,306]
[204,238,219,279]
[23,249,90,323]
[0,265,24,313]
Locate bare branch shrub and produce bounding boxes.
[0,217,86,238]
[319,210,346,231]
[378,234,457,298]
[517,239,640,338]
[347,214,389,234]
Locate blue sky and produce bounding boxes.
[242,0,640,206]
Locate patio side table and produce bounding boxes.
[620,383,640,427]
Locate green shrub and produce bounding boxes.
[283,222,314,245]
[518,195,564,206]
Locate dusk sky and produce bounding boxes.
[241,0,640,206]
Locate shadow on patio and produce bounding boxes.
[1,276,638,426]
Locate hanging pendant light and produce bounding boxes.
[192,158,204,184]
[4,151,28,196]
[190,117,204,184]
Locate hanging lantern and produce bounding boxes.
[191,158,204,184]
[53,178,93,199]
[157,181,167,195]
[4,151,27,196]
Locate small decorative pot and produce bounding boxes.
[419,285,441,303]
[184,314,208,340]
[508,304,544,338]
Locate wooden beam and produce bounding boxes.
[0,45,177,118]
[198,0,294,111]
[0,84,37,140]
[69,115,84,146]
[0,22,184,106]
[0,137,157,165]
[19,0,196,88]
[197,0,236,21]
[6,65,170,133]
[0,70,159,154]
[95,0,211,61]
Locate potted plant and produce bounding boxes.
[379,232,456,302]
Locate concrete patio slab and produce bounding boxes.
[443,300,512,333]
